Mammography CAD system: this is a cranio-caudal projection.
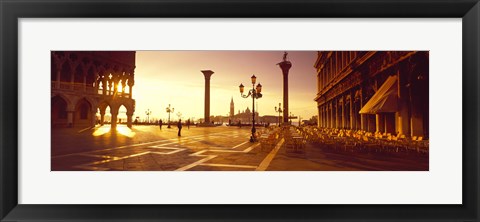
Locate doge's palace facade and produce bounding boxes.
[51,51,136,130]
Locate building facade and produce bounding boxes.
[233,107,259,124]
[314,51,429,138]
[51,51,136,129]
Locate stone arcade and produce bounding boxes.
[314,51,429,138]
[51,51,136,130]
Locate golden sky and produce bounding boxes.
[133,51,318,122]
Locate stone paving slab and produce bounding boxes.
[52,125,428,171]
[267,141,429,171]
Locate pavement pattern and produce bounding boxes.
[51,125,428,171]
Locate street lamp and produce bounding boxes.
[275,103,283,126]
[289,112,293,125]
[145,109,152,124]
[166,104,174,128]
[239,74,263,142]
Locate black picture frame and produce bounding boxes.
[1,0,479,221]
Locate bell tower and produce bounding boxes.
[230,97,234,118]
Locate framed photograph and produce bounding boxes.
[1,0,479,221]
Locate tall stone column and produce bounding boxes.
[360,90,368,131]
[333,101,337,128]
[126,111,133,128]
[91,110,96,127]
[278,60,292,124]
[322,106,325,127]
[349,93,354,129]
[329,103,333,128]
[100,109,105,125]
[110,109,118,130]
[319,106,322,127]
[340,99,345,128]
[397,70,410,136]
[201,70,214,124]
[376,114,385,133]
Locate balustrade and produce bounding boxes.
[52,81,132,98]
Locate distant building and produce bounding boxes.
[314,51,429,138]
[51,51,136,129]
[259,115,278,125]
[233,107,259,124]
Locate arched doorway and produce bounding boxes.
[51,96,68,128]
[117,105,128,125]
[96,102,111,126]
[74,98,92,128]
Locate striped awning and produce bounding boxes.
[359,75,398,114]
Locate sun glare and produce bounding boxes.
[92,125,111,136]
[116,125,136,138]
[92,125,135,138]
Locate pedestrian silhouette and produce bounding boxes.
[187,119,190,129]
[159,120,162,130]
[177,119,182,136]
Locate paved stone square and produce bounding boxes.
[52,125,428,171]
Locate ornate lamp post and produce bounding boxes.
[166,104,174,128]
[275,103,283,126]
[239,75,263,142]
[145,109,152,124]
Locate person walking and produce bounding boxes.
[186,119,190,129]
[177,119,182,136]
[159,119,163,130]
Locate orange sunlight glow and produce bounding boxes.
[116,125,136,138]
[92,125,135,138]
[92,125,110,136]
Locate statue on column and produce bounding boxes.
[283,51,288,62]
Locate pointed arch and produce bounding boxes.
[51,93,73,111]
[51,96,68,128]
[74,98,93,128]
